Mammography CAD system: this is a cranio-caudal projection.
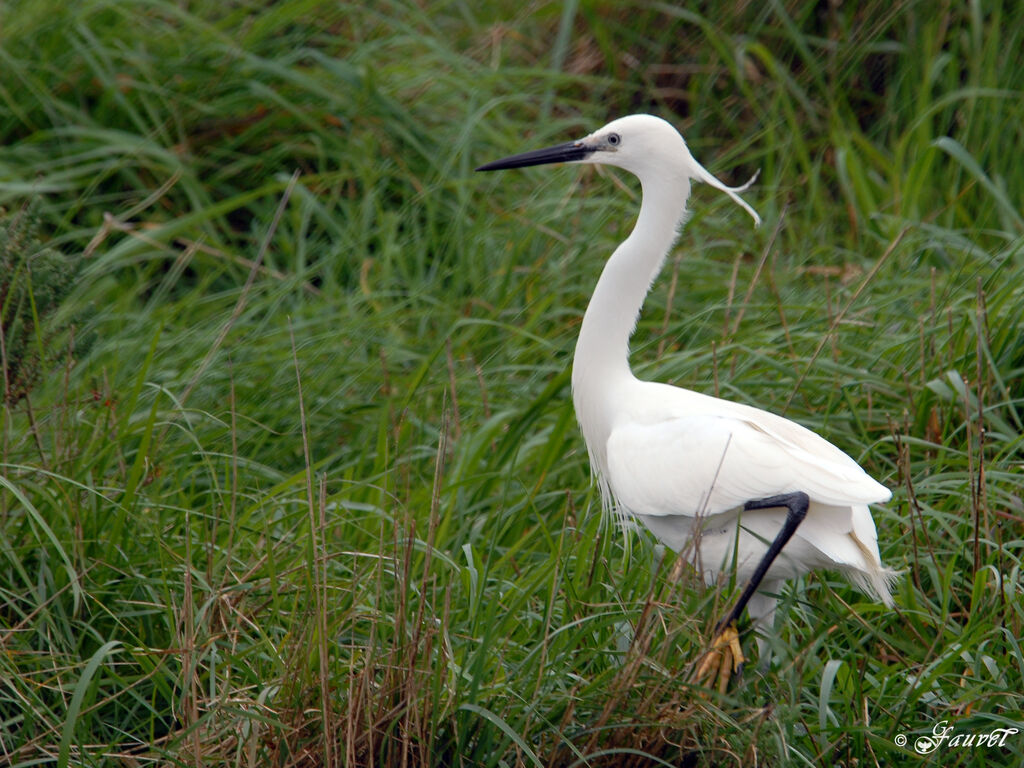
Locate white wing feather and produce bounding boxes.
[606,412,889,519]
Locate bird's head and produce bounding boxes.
[477,113,760,225]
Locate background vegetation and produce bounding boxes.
[1,0,1022,765]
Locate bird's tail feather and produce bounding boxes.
[846,565,898,607]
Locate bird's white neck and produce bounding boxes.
[571,175,692,473]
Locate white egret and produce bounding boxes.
[477,114,894,690]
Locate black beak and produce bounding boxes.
[476,140,592,172]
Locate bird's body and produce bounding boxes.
[593,380,891,604]
[478,114,893,676]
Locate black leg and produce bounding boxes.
[717,491,810,631]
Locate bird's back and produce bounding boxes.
[604,379,890,517]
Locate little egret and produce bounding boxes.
[477,114,894,690]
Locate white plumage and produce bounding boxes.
[478,114,894,674]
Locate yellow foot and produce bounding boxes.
[693,621,745,694]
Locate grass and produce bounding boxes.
[1,0,1023,765]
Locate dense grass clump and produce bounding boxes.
[1,1,1022,766]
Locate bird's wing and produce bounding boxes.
[605,412,888,519]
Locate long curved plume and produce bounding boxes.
[691,162,762,226]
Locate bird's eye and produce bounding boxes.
[607,132,621,146]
